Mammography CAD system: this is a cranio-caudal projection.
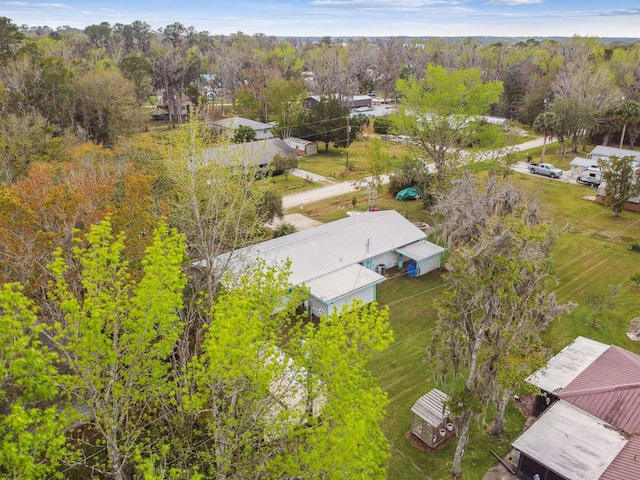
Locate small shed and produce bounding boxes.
[410,389,454,448]
[284,137,318,156]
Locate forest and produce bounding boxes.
[2,14,640,479]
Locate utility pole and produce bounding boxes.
[346,115,350,168]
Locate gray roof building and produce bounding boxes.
[202,138,298,171]
[212,117,274,139]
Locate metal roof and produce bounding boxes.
[600,436,640,480]
[558,345,640,434]
[305,263,384,302]
[395,239,445,261]
[527,336,609,394]
[230,210,430,287]
[411,389,450,426]
[201,138,297,169]
[212,116,273,131]
[511,401,627,480]
[569,157,599,168]
[588,145,640,161]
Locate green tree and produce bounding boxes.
[74,69,145,145]
[0,283,73,479]
[273,152,298,179]
[611,99,640,149]
[49,218,187,480]
[0,17,24,65]
[395,65,503,184]
[233,124,257,143]
[119,55,151,106]
[166,122,279,304]
[265,78,306,139]
[599,154,640,217]
[533,111,560,163]
[84,22,112,49]
[181,262,393,479]
[297,97,349,152]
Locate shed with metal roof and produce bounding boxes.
[410,389,454,449]
[512,401,627,480]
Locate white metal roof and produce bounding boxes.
[527,336,609,394]
[305,263,384,302]
[570,157,599,168]
[411,389,450,426]
[588,145,640,161]
[512,401,627,480]
[229,210,429,287]
[395,239,445,261]
[212,116,273,131]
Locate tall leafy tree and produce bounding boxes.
[49,218,187,480]
[532,111,560,163]
[395,65,503,185]
[0,283,74,479]
[74,69,145,145]
[0,16,24,65]
[265,78,306,139]
[295,96,349,152]
[599,155,640,217]
[610,99,640,149]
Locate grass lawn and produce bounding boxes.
[291,171,640,479]
[299,139,416,179]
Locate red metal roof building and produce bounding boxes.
[512,338,640,480]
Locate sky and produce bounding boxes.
[2,0,640,38]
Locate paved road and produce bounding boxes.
[283,137,581,209]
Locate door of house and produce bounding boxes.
[364,258,373,270]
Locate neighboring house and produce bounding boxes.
[201,138,298,172]
[153,90,192,120]
[303,94,373,110]
[587,145,640,167]
[284,137,318,156]
[587,145,640,212]
[215,210,445,317]
[212,116,274,140]
[595,182,640,212]
[511,336,640,480]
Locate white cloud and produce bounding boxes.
[0,1,74,8]
[485,0,542,5]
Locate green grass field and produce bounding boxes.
[289,171,640,480]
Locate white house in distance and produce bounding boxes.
[221,210,445,317]
[211,116,274,140]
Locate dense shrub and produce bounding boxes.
[373,117,393,135]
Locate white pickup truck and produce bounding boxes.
[529,163,563,179]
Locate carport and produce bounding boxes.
[569,157,598,177]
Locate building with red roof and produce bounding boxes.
[512,337,640,480]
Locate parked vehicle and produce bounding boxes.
[529,163,563,178]
[577,167,602,186]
